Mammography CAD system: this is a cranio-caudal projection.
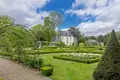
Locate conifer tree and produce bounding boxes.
[93,30,120,80]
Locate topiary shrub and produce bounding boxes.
[41,66,53,76]
[93,30,120,80]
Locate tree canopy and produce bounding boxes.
[68,27,84,44]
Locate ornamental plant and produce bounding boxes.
[93,30,120,80]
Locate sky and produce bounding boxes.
[0,0,120,36]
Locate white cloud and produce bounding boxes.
[66,0,120,36]
[0,0,50,27]
[66,8,104,16]
[78,21,116,36]
[72,0,97,8]
[60,28,69,31]
[72,0,108,8]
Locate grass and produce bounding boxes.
[39,53,98,80]
[0,47,101,80]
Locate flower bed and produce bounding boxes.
[53,53,101,64]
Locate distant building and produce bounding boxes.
[86,39,99,47]
[53,31,78,46]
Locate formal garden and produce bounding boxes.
[0,12,120,80]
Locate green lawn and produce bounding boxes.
[40,53,98,80]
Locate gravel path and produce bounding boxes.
[0,58,50,80]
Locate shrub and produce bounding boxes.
[98,47,103,50]
[24,56,43,69]
[78,43,86,47]
[56,41,65,48]
[12,55,19,61]
[93,30,120,80]
[41,66,53,76]
[0,52,12,59]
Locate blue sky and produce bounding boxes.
[38,0,96,29]
[40,0,78,29]
[0,0,120,36]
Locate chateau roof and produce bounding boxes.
[59,31,73,36]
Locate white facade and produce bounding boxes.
[53,31,78,46]
[60,36,77,46]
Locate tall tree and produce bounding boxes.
[68,27,83,44]
[0,16,14,52]
[93,30,120,80]
[44,17,55,44]
[103,33,110,45]
[89,36,97,40]
[0,16,14,35]
[31,24,46,48]
[97,34,104,45]
[31,24,45,41]
[0,25,29,51]
[44,12,63,45]
[49,11,63,29]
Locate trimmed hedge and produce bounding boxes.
[41,66,53,76]
[40,46,58,50]
[25,49,103,55]
[53,55,99,64]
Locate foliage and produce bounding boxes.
[14,40,24,55]
[56,41,65,48]
[68,27,83,44]
[0,52,12,59]
[88,36,97,40]
[78,43,87,47]
[103,33,110,45]
[54,53,101,64]
[44,16,56,44]
[12,55,20,61]
[0,25,30,53]
[97,34,104,45]
[0,53,43,69]
[93,30,120,80]
[24,55,43,69]
[0,16,14,53]
[0,16,14,31]
[41,66,53,76]
[30,24,45,48]
[49,11,63,29]
[43,12,63,45]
